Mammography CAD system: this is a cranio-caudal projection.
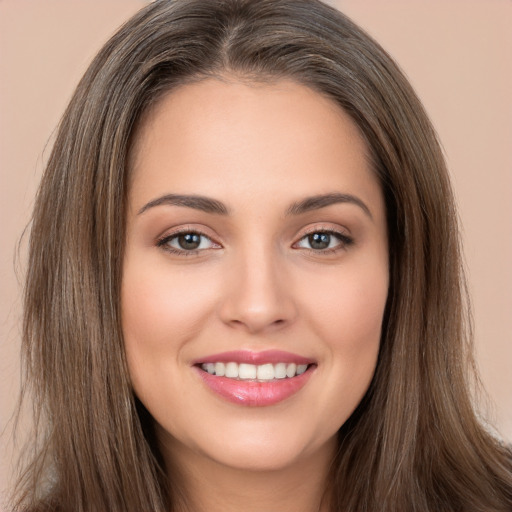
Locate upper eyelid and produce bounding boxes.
[296,223,351,238]
[156,231,221,255]
[293,225,354,250]
[295,229,352,244]
[301,226,345,235]
[157,225,219,243]
[156,224,353,247]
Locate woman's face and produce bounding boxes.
[122,78,388,472]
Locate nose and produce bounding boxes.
[218,245,298,334]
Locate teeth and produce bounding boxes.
[214,362,225,377]
[239,363,257,379]
[225,362,238,378]
[286,363,297,378]
[274,362,287,379]
[296,364,308,375]
[200,362,310,380]
[204,363,215,375]
[257,363,274,381]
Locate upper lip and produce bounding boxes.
[193,350,315,366]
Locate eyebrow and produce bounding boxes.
[138,194,229,215]
[138,192,372,219]
[285,193,373,219]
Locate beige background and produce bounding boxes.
[1,0,511,504]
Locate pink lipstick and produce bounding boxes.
[193,350,316,406]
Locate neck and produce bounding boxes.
[161,436,336,512]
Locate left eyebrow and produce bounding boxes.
[285,193,373,219]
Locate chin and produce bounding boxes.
[161,415,339,474]
[210,439,311,472]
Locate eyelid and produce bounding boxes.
[156,226,222,255]
[292,224,354,252]
[155,223,353,256]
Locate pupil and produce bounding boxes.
[178,233,201,250]
[309,232,330,250]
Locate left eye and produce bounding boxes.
[295,231,348,251]
[159,232,215,252]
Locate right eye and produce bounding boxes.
[157,231,219,254]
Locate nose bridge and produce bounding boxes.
[219,238,296,333]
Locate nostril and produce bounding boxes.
[218,279,298,333]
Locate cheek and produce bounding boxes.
[297,255,388,406]
[302,260,388,347]
[123,256,217,335]
[310,274,386,434]
[121,258,218,386]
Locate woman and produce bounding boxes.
[11,0,512,511]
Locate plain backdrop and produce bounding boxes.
[1,0,511,505]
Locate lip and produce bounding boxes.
[192,350,316,407]
[193,349,314,366]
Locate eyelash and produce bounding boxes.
[156,228,354,256]
[294,228,354,254]
[156,228,219,256]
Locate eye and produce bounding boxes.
[157,231,218,254]
[294,230,353,252]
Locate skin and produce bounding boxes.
[122,78,389,512]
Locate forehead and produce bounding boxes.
[128,78,381,216]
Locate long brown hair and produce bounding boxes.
[12,1,512,511]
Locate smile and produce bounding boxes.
[200,362,309,381]
[193,350,316,406]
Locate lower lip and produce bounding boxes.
[195,366,314,406]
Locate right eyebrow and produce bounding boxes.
[137,194,230,216]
